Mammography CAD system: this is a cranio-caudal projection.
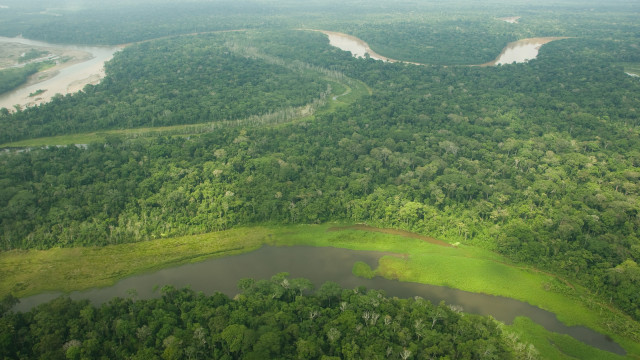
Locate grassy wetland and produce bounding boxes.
[2,224,639,358]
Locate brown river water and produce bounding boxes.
[311,29,566,66]
[1,31,565,113]
[482,37,569,66]
[0,36,122,110]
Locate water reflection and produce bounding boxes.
[487,37,568,66]
[320,30,387,61]
[15,245,625,355]
[308,30,422,65]
[495,41,542,65]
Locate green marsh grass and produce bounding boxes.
[0,226,269,297]
[504,317,631,360]
[1,223,638,357]
[352,261,375,279]
[0,125,200,148]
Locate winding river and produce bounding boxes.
[0,36,122,110]
[1,31,565,113]
[15,245,625,355]
[483,37,569,66]
[310,30,422,65]
[312,29,566,66]
[2,32,625,355]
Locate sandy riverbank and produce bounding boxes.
[306,29,567,68]
[0,38,123,111]
[479,37,570,66]
[304,29,425,65]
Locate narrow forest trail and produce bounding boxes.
[332,85,351,101]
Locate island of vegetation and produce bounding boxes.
[0,62,51,95]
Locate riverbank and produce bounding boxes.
[1,223,638,357]
[480,37,571,66]
[303,29,426,65]
[0,37,122,111]
[306,29,569,67]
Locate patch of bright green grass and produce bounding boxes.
[0,125,199,148]
[328,80,347,98]
[352,261,375,279]
[504,317,626,360]
[267,224,640,354]
[1,223,638,357]
[376,252,588,324]
[0,226,270,297]
[276,226,592,326]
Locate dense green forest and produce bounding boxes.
[1,0,640,358]
[0,1,279,45]
[0,34,330,143]
[2,29,639,322]
[0,277,516,359]
[333,9,640,65]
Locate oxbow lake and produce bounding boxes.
[16,245,625,355]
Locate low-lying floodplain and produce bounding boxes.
[1,224,638,358]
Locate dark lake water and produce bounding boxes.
[15,245,625,355]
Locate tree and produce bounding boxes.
[318,282,342,307]
[221,324,248,356]
[0,294,18,316]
